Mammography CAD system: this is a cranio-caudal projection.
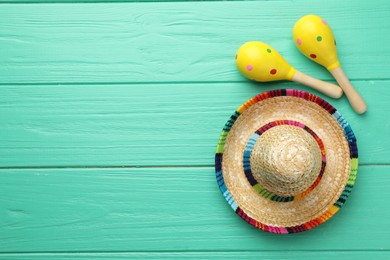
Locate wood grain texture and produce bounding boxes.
[0,0,389,84]
[0,166,389,252]
[0,0,389,258]
[0,80,388,167]
[1,252,390,260]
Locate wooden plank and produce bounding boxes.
[1,252,390,260]
[0,166,388,252]
[0,80,388,167]
[0,0,389,84]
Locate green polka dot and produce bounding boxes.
[317,36,322,42]
[267,48,271,53]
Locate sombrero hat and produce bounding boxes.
[215,89,358,234]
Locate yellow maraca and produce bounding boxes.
[293,14,367,114]
[236,41,343,99]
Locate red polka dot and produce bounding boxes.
[270,69,277,75]
[310,54,317,59]
[247,65,253,71]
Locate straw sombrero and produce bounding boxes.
[215,89,358,234]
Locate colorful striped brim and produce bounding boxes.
[215,89,358,234]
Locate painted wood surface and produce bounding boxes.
[0,0,389,259]
[0,166,389,252]
[0,80,388,167]
[0,1,389,84]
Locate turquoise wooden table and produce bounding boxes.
[1,0,390,259]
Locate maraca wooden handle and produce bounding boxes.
[292,70,343,99]
[330,67,367,114]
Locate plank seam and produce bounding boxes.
[0,79,385,86]
[1,249,390,254]
[0,164,387,170]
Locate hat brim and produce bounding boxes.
[215,89,358,234]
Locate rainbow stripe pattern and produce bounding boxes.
[214,89,358,234]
